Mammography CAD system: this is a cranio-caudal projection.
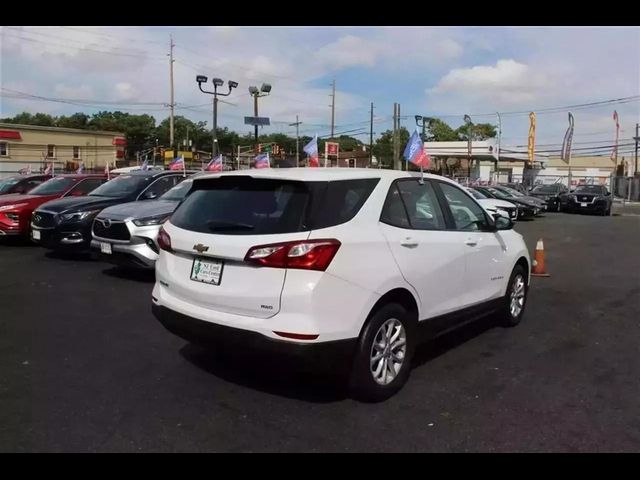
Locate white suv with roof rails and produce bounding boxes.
[152,169,531,401]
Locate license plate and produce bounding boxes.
[191,257,224,285]
[32,230,41,240]
[580,202,587,207]
[100,242,112,254]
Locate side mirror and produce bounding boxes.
[71,190,83,196]
[493,213,513,231]
[605,192,611,196]
[143,191,158,200]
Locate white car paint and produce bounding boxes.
[152,169,530,346]
[465,187,518,220]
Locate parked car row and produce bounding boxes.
[0,169,609,401]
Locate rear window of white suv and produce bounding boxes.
[170,176,379,235]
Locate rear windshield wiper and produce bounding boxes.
[206,220,255,231]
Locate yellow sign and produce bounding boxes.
[163,150,193,160]
[527,112,536,164]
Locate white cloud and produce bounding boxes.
[429,59,550,105]
[114,82,138,100]
[315,35,379,70]
[54,83,95,99]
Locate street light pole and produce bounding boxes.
[464,114,473,180]
[248,84,272,151]
[196,76,238,159]
[289,115,302,167]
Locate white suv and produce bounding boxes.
[152,169,530,401]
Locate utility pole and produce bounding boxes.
[288,116,302,167]
[329,80,336,139]
[169,34,175,149]
[634,122,639,176]
[369,102,374,167]
[392,103,398,170]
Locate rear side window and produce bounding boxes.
[380,180,445,230]
[311,178,379,229]
[171,177,378,235]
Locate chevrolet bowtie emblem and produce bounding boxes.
[193,244,209,253]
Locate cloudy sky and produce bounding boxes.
[1,26,639,155]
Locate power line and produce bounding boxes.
[59,26,167,45]
[3,27,164,58]
[1,31,165,60]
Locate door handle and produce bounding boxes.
[400,238,419,248]
[465,238,478,247]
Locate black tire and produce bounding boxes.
[499,265,528,327]
[349,303,416,402]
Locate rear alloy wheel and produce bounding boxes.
[349,303,415,402]
[500,265,528,327]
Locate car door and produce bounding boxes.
[435,181,508,305]
[378,178,468,320]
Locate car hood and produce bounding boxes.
[97,199,179,221]
[36,195,127,214]
[0,193,60,210]
[477,199,517,209]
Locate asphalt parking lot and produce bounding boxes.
[1,211,639,452]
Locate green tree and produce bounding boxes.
[56,113,90,129]
[455,122,497,141]
[426,118,458,141]
[373,127,410,168]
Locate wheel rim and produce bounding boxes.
[509,274,526,317]
[369,318,407,386]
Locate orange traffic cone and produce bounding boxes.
[531,238,550,277]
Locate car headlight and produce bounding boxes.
[60,209,101,222]
[0,203,28,212]
[133,215,170,227]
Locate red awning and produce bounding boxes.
[0,130,22,140]
[112,137,127,146]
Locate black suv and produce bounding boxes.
[31,171,188,252]
[529,183,569,212]
[562,184,612,216]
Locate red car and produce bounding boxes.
[0,174,108,238]
[0,174,51,195]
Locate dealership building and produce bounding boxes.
[0,123,126,179]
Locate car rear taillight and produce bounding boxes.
[244,239,341,271]
[157,227,172,252]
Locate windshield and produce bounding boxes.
[498,186,524,197]
[171,177,379,235]
[484,187,510,199]
[575,185,606,194]
[468,189,487,200]
[160,179,192,201]
[28,177,75,195]
[0,177,21,194]
[89,175,151,198]
[532,185,560,194]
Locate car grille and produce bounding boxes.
[579,195,594,203]
[93,218,131,241]
[32,211,57,229]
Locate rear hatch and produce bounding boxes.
[162,176,318,319]
[160,174,379,319]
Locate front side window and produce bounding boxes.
[140,175,182,199]
[438,182,490,232]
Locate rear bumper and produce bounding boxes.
[152,303,357,367]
